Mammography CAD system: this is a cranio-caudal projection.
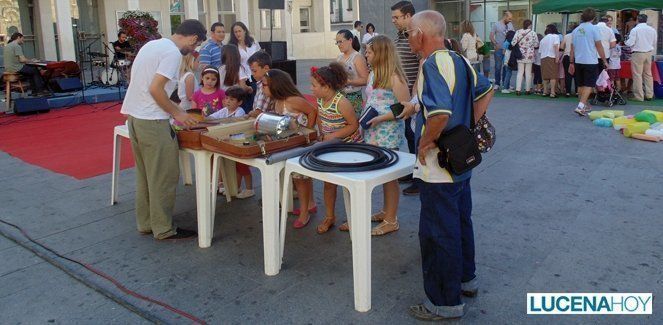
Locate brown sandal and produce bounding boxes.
[371,220,400,236]
[316,216,335,234]
[339,222,349,232]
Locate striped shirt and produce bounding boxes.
[252,79,273,113]
[317,92,363,143]
[198,41,223,68]
[394,31,419,92]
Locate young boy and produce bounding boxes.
[247,51,273,118]
[207,86,254,199]
[207,86,247,119]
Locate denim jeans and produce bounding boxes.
[502,65,513,89]
[19,65,45,93]
[493,49,505,86]
[417,178,476,307]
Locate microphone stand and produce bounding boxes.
[83,35,101,88]
[74,24,87,103]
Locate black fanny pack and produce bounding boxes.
[437,125,482,175]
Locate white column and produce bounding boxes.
[184,0,199,20]
[237,0,250,25]
[54,0,76,61]
[127,0,139,10]
[322,0,331,32]
[284,2,293,58]
[36,0,57,60]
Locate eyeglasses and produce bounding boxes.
[334,40,345,45]
[391,14,405,21]
[404,27,422,38]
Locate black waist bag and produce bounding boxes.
[437,124,482,175]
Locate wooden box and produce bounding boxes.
[177,117,247,150]
[200,119,318,158]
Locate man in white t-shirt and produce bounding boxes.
[597,16,616,69]
[121,20,206,240]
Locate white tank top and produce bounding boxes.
[337,51,363,94]
[177,71,197,110]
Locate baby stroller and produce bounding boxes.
[591,69,627,107]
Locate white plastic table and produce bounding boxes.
[209,153,287,276]
[279,151,416,312]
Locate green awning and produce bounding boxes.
[532,0,662,14]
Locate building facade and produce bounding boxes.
[1,0,661,65]
[0,0,364,62]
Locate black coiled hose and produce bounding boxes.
[299,143,399,172]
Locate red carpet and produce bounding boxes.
[0,102,134,179]
[0,95,319,180]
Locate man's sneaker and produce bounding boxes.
[160,228,197,240]
[408,304,465,321]
[493,84,500,90]
[402,184,419,196]
[574,107,586,116]
[461,277,479,297]
[501,89,512,94]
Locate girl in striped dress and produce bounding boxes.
[310,62,362,234]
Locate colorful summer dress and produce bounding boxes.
[362,72,404,149]
[317,92,363,143]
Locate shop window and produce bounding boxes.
[170,0,185,35]
[330,0,354,24]
[217,0,235,33]
[300,7,311,33]
[198,0,207,26]
[535,13,563,35]
[432,0,466,40]
[261,9,282,29]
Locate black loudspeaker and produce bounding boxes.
[271,60,297,85]
[13,97,49,114]
[259,41,287,62]
[258,0,284,10]
[50,77,83,92]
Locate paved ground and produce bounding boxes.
[1,60,662,324]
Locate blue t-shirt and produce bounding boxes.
[413,50,492,183]
[572,22,601,65]
[198,41,223,68]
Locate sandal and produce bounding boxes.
[293,215,311,229]
[371,211,386,222]
[339,222,349,232]
[371,220,400,236]
[289,205,318,216]
[316,216,335,234]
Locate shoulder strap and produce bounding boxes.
[455,53,478,129]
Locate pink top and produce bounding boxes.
[192,88,226,116]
